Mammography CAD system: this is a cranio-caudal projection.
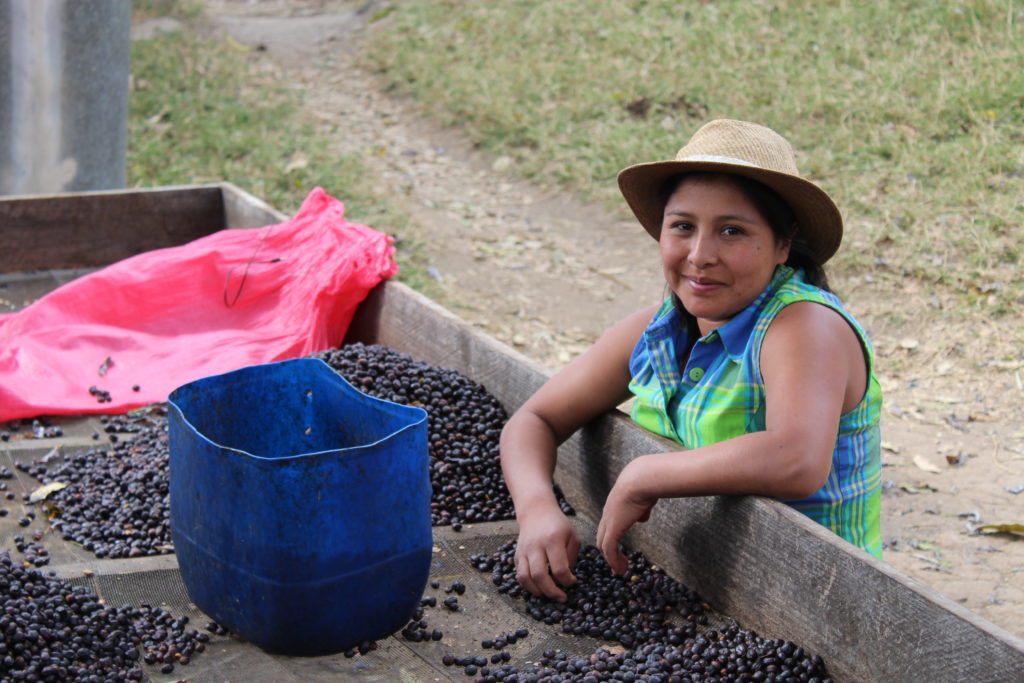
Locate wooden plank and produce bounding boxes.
[348,279,1024,682]
[219,182,288,229]
[0,184,226,272]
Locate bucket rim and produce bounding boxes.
[167,357,428,462]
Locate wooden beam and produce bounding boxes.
[0,184,226,272]
[219,182,287,229]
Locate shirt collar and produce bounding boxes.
[643,265,799,356]
[643,296,683,343]
[709,265,797,360]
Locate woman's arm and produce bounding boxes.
[500,306,656,600]
[596,301,868,573]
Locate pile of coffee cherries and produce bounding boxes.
[360,537,832,681]
[458,629,831,682]
[20,406,173,559]
[473,541,707,650]
[457,541,832,682]
[0,551,212,681]
[313,343,574,527]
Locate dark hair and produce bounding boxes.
[657,172,832,340]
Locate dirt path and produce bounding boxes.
[185,0,1023,638]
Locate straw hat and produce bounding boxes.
[617,119,843,265]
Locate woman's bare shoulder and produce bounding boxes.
[764,300,858,348]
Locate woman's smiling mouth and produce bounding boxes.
[686,276,726,293]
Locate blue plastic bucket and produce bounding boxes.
[167,357,432,656]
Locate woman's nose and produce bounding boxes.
[687,229,717,267]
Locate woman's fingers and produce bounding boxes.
[545,542,578,592]
[597,478,657,576]
[514,552,541,598]
[514,520,581,602]
[596,514,629,575]
[517,549,569,602]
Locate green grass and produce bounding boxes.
[364,0,1024,312]
[127,11,436,294]
[131,0,202,22]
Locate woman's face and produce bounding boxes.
[660,174,791,336]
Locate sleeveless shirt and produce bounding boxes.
[628,265,883,557]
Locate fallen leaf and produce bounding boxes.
[40,445,62,463]
[911,553,949,571]
[974,524,1024,537]
[29,481,69,503]
[284,151,308,173]
[475,244,503,256]
[145,105,169,126]
[369,6,395,22]
[899,483,938,494]
[913,455,942,474]
[978,280,1003,293]
[881,441,900,453]
[224,33,255,52]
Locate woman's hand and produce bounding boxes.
[596,458,657,575]
[514,504,581,602]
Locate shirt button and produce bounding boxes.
[688,367,705,381]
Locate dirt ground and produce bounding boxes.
[156,0,1022,639]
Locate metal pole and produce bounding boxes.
[0,0,131,196]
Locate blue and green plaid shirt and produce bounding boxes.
[629,265,883,557]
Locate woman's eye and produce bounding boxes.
[668,221,694,232]
[722,225,744,236]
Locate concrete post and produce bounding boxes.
[0,0,131,196]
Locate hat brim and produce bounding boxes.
[617,159,843,265]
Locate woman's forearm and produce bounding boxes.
[499,410,565,517]
[623,427,833,502]
[597,427,834,574]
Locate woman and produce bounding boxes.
[500,119,882,603]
